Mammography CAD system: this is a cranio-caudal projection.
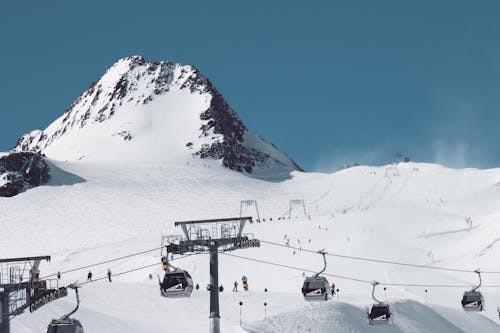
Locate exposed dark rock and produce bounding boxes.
[187,71,303,173]
[0,152,50,197]
[113,131,132,142]
[110,76,129,101]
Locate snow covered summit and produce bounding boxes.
[14,56,301,175]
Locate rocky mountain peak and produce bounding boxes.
[13,56,302,175]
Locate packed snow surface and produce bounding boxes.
[2,160,500,332]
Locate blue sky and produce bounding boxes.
[1,0,499,171]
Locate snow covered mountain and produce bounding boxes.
[3,56,500,332]
[14,56,301,176]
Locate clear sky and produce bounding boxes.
[1,0,499,171]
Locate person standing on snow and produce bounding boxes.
[87,271,92,281]
[242,276,248,291]
[331,282,336,296]
[107,269,112,282]
[233,280,238,292]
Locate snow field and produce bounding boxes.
[2,161,500,332]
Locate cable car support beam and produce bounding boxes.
[168,216,259,333]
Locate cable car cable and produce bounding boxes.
[221,252,373,284]
[220,252,500,288]
[259,239,500,274]
[41,245,169,279]
[76,253,199,286]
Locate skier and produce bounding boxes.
[219,284,224,292]
[233,280,238,292]
[107,269,112,282]
[264,288,268,292]
[87,271,92,281]
[57,271,61,280]
[195,283,200,290]
[331,282,336,296]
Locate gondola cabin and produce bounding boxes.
[160,270,193,297]
[301,276,330,301]
[461,291,484,311]
[368,303,392,324]
[46,285,84,333]
[47,318,85,333]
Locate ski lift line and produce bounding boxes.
[259,240,500,274]
[77,253,199,286]
[219,252,371,284]
[41,246,184,279]
[220,252,500,288]
[77,262,158,286]
[378,283,500,288]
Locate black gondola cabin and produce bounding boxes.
[47,318,84,333]
[301,276,330,301]
[160,270,193,297]
[461,291,484,312]
[368,304,392,324]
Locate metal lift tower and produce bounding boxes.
[166,217,260,333]
[289,199,308,219]
[0,256,51,333]
[239,200,261,222]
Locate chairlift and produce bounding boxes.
[368,281,392,325]
[301,250,330,301]
[159,263,193,298]
[461,270,484,312]
[46,285,84,333]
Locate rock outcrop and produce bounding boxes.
[0,152,50,197]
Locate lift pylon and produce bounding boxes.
[166,217,260,333]
[239,200,261,222]
[288,199,308,219]
[0,256,53,333]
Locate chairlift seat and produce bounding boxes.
[461,290,484,312]
[301,276,330,301]
[160,270,193,298]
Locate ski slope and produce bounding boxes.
[2,160,500,332]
